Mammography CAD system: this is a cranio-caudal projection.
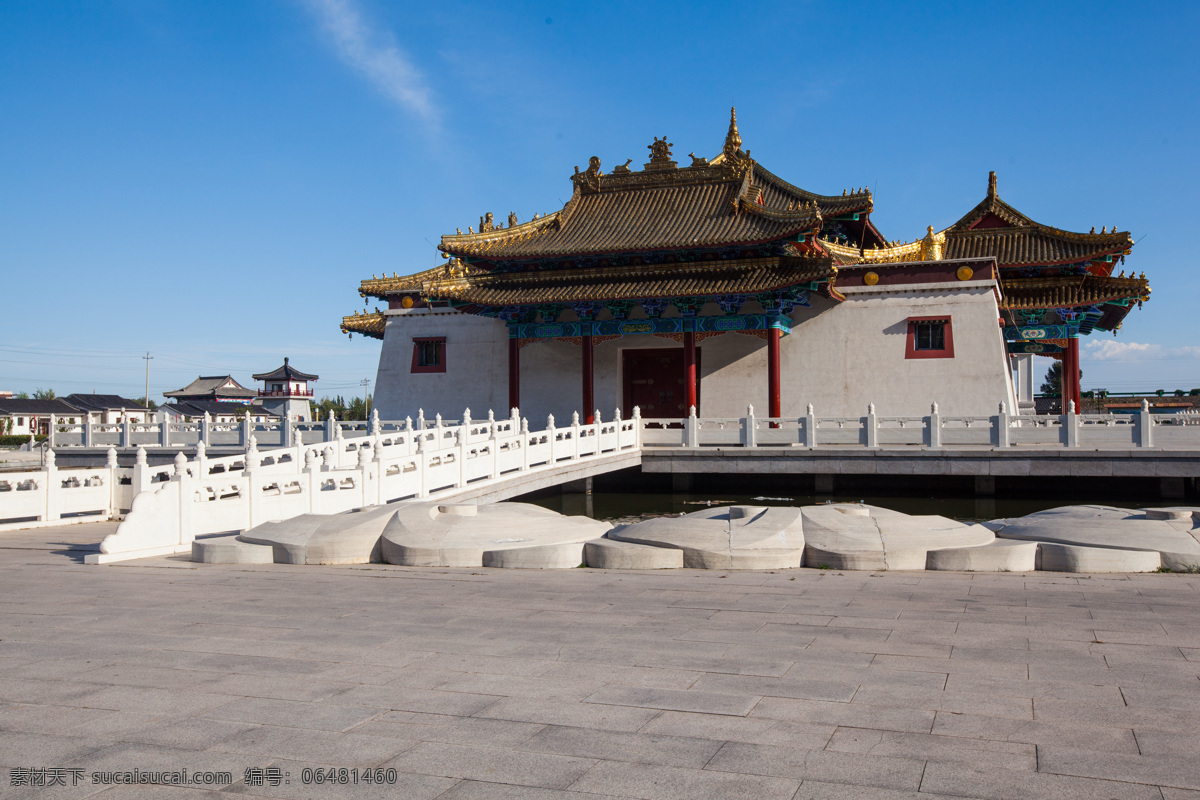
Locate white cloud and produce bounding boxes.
[1083,339,1161,362]
[303,0,437,126]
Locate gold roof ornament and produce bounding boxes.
[919,225,944,261]
[645,137,677,171]
[988,170,998,199]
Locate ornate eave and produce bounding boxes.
[419,254,835,307]
[999,274,1150,310]
[340,310,386,340]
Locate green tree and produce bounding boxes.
[32,388,55,400]
[134,396,159,410]
[1039,362,1081,396]
[14,391,29,399]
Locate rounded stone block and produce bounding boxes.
[1037,542,1161,573]
[238,504,396,565]
[610,505,804,570]
[926,540,1038,572]
[191,535,274,564]
[803,545,884,571]
[1143,508,1197,522]
[801,504,993,571]
[584,537,684,570]
[381,501,611,568]
[483,542,586,569]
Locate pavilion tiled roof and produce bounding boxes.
[252,358,318,382]
[420,255,836,306]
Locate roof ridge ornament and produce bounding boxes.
[722,107,752,176]
[988,170,998,200]
[645,137,677,171]
[571,156,603,190]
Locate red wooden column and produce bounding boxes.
[768,328,782,419]
[507,337,520,414]
[1066,337,1082,411]
[683,332,697,413]
[582,335,594,424]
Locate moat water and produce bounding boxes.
[525,484,1161,525]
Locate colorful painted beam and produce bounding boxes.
[507,314,792,340]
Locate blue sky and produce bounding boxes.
[1,0,1197,402]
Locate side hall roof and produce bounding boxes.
[63,394,147,412]
[941,172,1133,266]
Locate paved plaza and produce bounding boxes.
[1,521,1198,799]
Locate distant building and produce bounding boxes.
[164,376,257,404]
[157,400,278,424]
[62,394,151,425]
[252,358,317,422]
[0,399,82,437]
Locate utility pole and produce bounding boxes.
[360,378,371,419]
[143,352,153,410]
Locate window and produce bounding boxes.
[411,337,447,374]
[905,316,954,359]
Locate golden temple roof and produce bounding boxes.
[438,109,871,261]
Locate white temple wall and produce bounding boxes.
[373,310,509,421]
[372,285,1016,423]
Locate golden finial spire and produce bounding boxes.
[723,107,742,158]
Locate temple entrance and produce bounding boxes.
[622,347,701,419]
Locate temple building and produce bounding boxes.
[342,110,1149,422]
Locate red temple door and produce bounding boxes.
[622,347,701,419]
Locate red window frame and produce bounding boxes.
[411,337,447,373]
[905,316,954,359]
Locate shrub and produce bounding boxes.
[0,435,48,447]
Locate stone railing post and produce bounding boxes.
[520,417,530,471]
[122,416,132,449]
[84,417,94,448]
[1065,400,1079,448]
[283,417,293,448]
[403,416,414,455]
[132,446,151,495]
[161,415,171,448]
[594,408,603,452]
[303,446,321,513]
[744,405,757,448]
[201,412,211,446]
[106,446,119,517]
[242,412,252,450]
[805,403,817,449]
[929,403,942,449]
[686,405,699,448]
[244,436,260,529]
[414,435,428,498]
[371,407,381,438]
[996,402,1010,448]
[461,408,472,442]
[632,406,642,448]
[455,429,467,487]
[43,448,60,522]
[195,440,207,480]
[570,412,581,459]
[1139,399,1153,447]
[325,412,336,443]
[547,414,557,463]
[434,413,444,451]
[49,414,56,449]
[357,441,375,506]
[866,403,879,448]
[417,408,426,431]
[488,409,497,442]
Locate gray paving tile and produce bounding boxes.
[568,760,800,800]
[208,723,414,765]
[825,726,1035,769]
[918,760,1163,800]
[475,697,661,733]
[705,741,926,790]
[518,725,722,768]
[350,712,544,748]
[435,781,624,800]
[751,697,935,734]
[201,697,385,731]
[1039,744,1200,790]
[584,687,759,717]
[382,741,595,789]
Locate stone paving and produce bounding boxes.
[1,520,1199,799]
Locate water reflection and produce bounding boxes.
[535,490,1152,525]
